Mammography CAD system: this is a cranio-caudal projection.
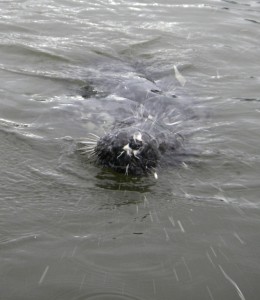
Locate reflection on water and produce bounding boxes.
[94,170,155,194]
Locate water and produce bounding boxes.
[1,0,260,299]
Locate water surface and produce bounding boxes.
[1,1,260,299]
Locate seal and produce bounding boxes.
[79,73,191,177]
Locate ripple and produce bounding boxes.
[77,292,144,300]
[0,233,39,247]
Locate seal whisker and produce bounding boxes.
[80,149,95,154]
[89,133,100,139]
[117,151,125,159]
[81,141,97,145]
[84,137,98,141]
[84,149,95,154]
[125,164,129,176]
[80,146,96,151]
[87,151,96,157]
[84,153,96,160]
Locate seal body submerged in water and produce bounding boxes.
[79,72,193,177]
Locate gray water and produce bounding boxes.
[1,0,260,299]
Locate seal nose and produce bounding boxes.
[129,137,143,150]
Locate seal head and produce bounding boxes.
[94,130,160,176]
